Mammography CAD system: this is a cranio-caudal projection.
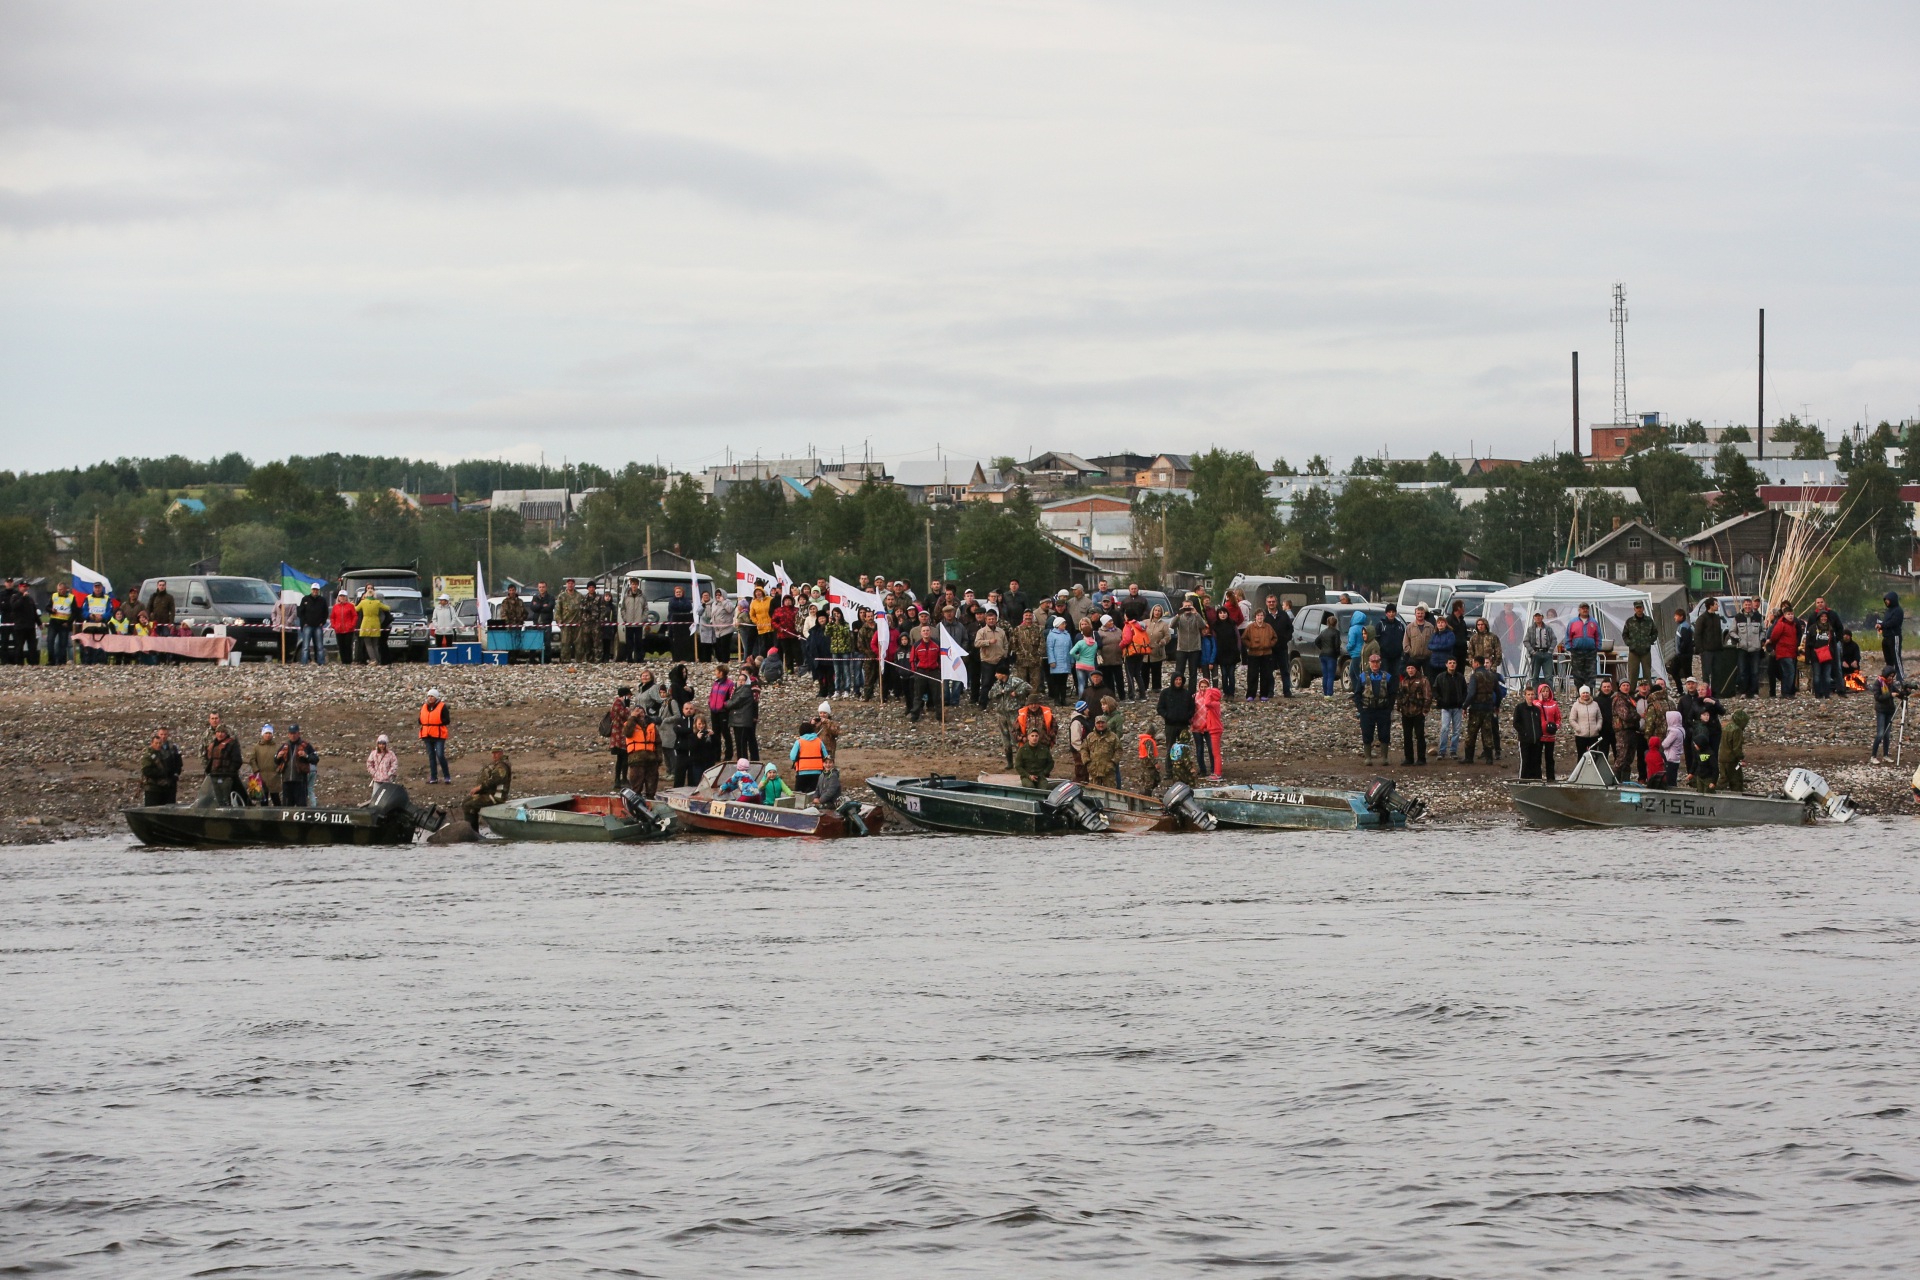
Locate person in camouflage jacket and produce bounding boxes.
[1394,662,1432,765]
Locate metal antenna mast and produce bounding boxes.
[1609,283,1629,427]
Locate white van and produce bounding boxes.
[1397,578,1505,615]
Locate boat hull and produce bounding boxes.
[1510,782,1814,828]
[125,804,419,847]
[867,776,1084,835]
[664,790,883,838]
[1190,784,1401,831]
[478,794,676,842]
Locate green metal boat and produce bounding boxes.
[479,792,678,842]
[866,776,1112,835]
[1189,779,1422,830]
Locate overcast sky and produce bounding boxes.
[3,0,1916,475]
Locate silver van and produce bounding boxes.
[1396,578,1505,614]
[136,575,283,660]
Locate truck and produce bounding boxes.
[338,565,431,661]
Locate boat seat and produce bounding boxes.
[771,794,803,810]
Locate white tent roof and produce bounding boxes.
[1483,569,1651,605]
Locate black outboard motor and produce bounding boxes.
[1044,780,1110,833]
[373,781,446,833]
[1161,782,1217,831]
[1362,776,1426,826]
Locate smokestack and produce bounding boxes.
[1572,352,1581,456]
[1757,308,1766,460]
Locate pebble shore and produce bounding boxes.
[0,660,1909,843]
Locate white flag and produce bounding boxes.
[736,552,772,590]
[70,559,112,597]
[827,575,885,625]
[474,560,491,630]
[937,623,969,686]
[875,615,891,663]
[773,561,792,594]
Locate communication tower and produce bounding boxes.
[1609,283,1629,426]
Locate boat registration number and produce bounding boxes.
[1246,789,1309,804]
[899,795,921,812]
[282,811,354,825]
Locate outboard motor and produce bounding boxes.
[1363,776,1426,826]
[1783,768,1855,822]
[1161,782,1217,831]
[1044,780,1110,833]
[836,798,869,836]
[373,781,445,833]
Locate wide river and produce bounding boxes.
[3,824,1917,1277]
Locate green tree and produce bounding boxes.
[219,522,283,580]
[1720,424,1751,443]
[1290,485,1335,559]
[1305,454,1330,476]
[1670,419,1708,444]
[1335,479,1467,589]
[0,515,53,577]
[953,491,1057,595]
[1713,445,1764,515]
[1270,457,1297,477]
[1837,459,1909,567]
[661,474,720,558]
[575,464,668,567]
[1626,448,1711,539]
[1901,425,1920,482]
[1835,435,1857,470]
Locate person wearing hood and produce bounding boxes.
[1878,592,1905,675]
[1156,672,1195,742]
[1718,707,1750,791]
[366,734,400,787]
[430,593,460,648]
[1513,688,1545,779]
[1095,614,1126,703]
[1656,709,1685,789]
[1563,683,1602,759]
[1427,616,1458,677]
[1345,610,1369,688]
[1534,682,1561,780]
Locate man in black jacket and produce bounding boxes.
[1431,656,1466,761]
[1266,597,1295,696]
[1156,674,1194,742]
[296,582,331,665]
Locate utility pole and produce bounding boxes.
[1756,308,1766,460]
[1571,351,1580,456]
[487,504,494,585]
[925,518,933,592]
[93,513,100,572]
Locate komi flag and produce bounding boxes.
[280,562,325,595]
[69,559,111,597]
[937,623,969,687]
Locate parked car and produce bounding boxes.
[1396,578,1505,615]
[338,566,430,660]
[1225,576,1319,612]
[135,575,283,660]
[1286,601,1388,689]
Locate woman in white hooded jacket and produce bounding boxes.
[1565,684,1605,758]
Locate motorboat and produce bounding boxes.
[1510,751,1853,828]
[976,773,1219,834]
[1189,778,1424,830]
[867,775,1116,836]
[664,763,884,838]
[478,791,677,842]
[125,781,445,848]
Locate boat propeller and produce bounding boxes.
[1044,781,1110,833]
[1160,782,1218,831]
[1782,768,1855,822]
[1363,777,1426,825]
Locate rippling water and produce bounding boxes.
[3,824,1918,1277]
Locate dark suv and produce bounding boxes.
[1286,601,1387,689]
[338,566,430,661]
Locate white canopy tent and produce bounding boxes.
[1479,569,1665,683]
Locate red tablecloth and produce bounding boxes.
[76,633,236,661]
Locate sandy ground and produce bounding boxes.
[0,659,1910,843]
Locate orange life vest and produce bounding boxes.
[1137,732,1158,760]
[625,720,658,755]
[1017,704,1055,740]
[793,734,827,774]
[418,701,448,740]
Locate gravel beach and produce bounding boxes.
[0,661,1909,843]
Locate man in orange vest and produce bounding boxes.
[419,688,451,783]
[1016,696,1056,747]
[625,710,661,798]
[1135,731,1161,793]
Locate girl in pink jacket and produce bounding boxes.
[1192,677,1225,781]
